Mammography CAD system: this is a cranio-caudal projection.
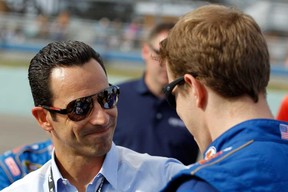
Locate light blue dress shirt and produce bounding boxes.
[1,143,186,192]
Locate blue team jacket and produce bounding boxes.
[0,139,52,189]
[162,119,288,192]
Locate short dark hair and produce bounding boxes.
[28,40,106,106]
[147,22,175,43]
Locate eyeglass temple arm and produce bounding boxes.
[41,105,68,114]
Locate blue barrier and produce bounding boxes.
[0,42,45,53]
[270,65,288,76]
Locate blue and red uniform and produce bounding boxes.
[162,119,288,192]
[0,139,52,189]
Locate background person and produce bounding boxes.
[159,4,288,191]
[114,22,199,165]
[2,40,186,191]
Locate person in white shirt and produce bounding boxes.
[2,40,186,192]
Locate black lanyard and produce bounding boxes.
[48,166,55,192]
[96,177,105,192]
[48,167,106,192]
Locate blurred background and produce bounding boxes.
[1,0,288,152]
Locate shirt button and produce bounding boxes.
[156,113,162,119]
[62,180,68,185]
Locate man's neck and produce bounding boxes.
[55,151,105,191]
[201,94,273,152]
[145,75,165,98]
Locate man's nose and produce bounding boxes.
[88,102,109,125]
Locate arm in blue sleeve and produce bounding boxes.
[0,139,53,190]
[177,176,218,192]
[0,163,13,190]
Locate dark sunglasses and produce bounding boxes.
[41,84,120,121]
[162,77,185,108]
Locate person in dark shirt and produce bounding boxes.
[113,22,199,165]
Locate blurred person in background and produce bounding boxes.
[1,40,186,191]
[49,10,70,41]
[159,4,288,191]
[276,95,288,121]
[114,22,199,165]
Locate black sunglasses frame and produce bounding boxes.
[162,77,185,108]
[41,84,120,121]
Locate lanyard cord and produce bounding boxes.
[48,166,106,192]
[48,167,55,192]
[96,177,105,192]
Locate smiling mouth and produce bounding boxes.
[82,127,110,137]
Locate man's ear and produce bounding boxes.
[184,74,207,109]
[141,43,150,60]
[32,107,53,132]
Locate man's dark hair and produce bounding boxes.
[147,22,175,42]
[28,40,106,107]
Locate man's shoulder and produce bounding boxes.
[111,145,186,191]
[161,172,219,192]
[1,161,51,192]
[116,145,185,169]
[0,140,53,183]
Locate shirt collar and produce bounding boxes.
[50,142,118,190]
[50,149,64,190]
[99,142,118,189]
[135,74,150,95]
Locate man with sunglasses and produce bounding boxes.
[1,40,186,191]
[159,4,288,191]
[0,22,198,190]
[114,22,199,166]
